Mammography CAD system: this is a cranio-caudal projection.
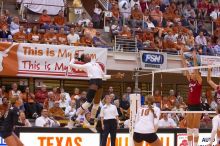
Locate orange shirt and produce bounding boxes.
[56,33,68,45]
[39,15,52,24]
[112,7,119,18]
[162,100,172,110]
[43,33,57,44]
[21,93,35,103]
[8,90,22,102]
[54,15,65,26]
[131,9,143,20]
[142,32,154,42]
[13,32,27,42]
[154,95,162,103]
[120,31,132,38]
[0,22,7,29]
[49,107,65,118]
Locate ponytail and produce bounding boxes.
[145,95,157,118]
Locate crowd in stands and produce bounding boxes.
[0,0,219,55]
[0,82,216,129]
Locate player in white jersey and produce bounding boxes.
[133,95,162,146]
[208,105,220,146]
[69,54,124,125]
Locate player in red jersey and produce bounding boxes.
[180,50,202,146]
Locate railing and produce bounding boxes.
[98,0,109,10]
[114,35,138,52]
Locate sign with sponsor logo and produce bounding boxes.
[0,135,6,146]
[0,43,107,79]
[177,133,217,146]
[140,51,167,70]
[200,55,220,77]
[20,133,100,146]
[107,133,174,146]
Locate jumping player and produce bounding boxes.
[69,54,124,125]
[2,97,24,146]
[180,50,202,146]
[133,95,162,146]
[208,105,220,146]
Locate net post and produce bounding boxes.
[151,71,155,96]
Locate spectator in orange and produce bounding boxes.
[150,5,163,26]
[119,25,131,38]
[13,25,27,43]
[70,88,80,101]
[168,89,176,107]
[57,27,68,45]
[35,84,48,105]
[83,22,97,39]
[154,89,162,108]
[28,26,41,43]
[111,3,119,21]
[43,27,57,44]
[39,9,54,30]
[49,100,65,120]
[0,97,9,117]
[44,91,55,109]
[8,83,21,103]
[80,33,93,47]
[131,4,143,28]
[162,96,172,110]
[54,10,68,31]
[142,29,155,48]
[52,87,60,101]
[0,15,8,29]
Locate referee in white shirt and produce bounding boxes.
[100,95,119,146]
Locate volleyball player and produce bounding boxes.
[207,67,220,105]
[208,105,220,146]
[2,97,24,146]
[180,50,202,146]
[133,95,162,146]
[69,54,124,125]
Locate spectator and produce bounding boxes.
[161,96,172,110]
[67,27,80,45]
[214,39,220,55]
[65,100,76,119]
[21,87,40,119]
[75,91,87,110]
[54,10,68,31]
[201,97,210,111]
[114,99,122,119]
[27,26,41,43]
[0,97,9,117]
[119,94,130,119]
[210,7,220,21]
[124,86,132,102]
[44,91,56,109]
[143,16,155,29]
[93,32,108,48]
[52,87,60,101]
[10,16,19,35]
[35,108,60,127]
[0,15,8,29]
[169,89,176,107]
[195,31,208,55]
[0,25,12,40]
[60,88,71,104]
[83,22,97,39]
[43,27,57,44]
[154,89,162,108]
[210,95,218,110]
[77,12,91,27]
[92,3,102,28]
[158,113,177,128]
[75,110,87,127]
[131,4,143,28]
[119,25,131,38]
[150,5,163,27]
[59,93,68,110]
[49,100,65,120]
[3,10,12,25]
[110,20,120,39]
[13,25,27,43]
[140,0,148,13]
[35,84,48,105]
[111,3,120,21]
[71,88,80,100]
[56,27,68,45]
[18,111,32,127]
[8,83,21,103]
[39,9,53,30]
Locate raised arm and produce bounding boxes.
[209,117,218,146]
[180,50,190,81]
[192,50,202,84]
[207,67,218,90]
[69,58,87,71]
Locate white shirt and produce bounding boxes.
[78,18,91,27]
[124,119,130,128]
[69,58,111,79]
[65,106,76,117]
[35,116,56,127]
[67,33,80,44]
[210,10,220,20]
[195,35,207,46]
[100,104,118,120]
[210,114,220,144]
[158,118,177,128]
[59,100,69,108]
[134,105,160,134]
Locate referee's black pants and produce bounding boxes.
[101,119,117,146]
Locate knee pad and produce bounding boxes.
[187,128,193,136]
[193,128,199,137]
[86,89,96,103]
[81,101,92,110]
